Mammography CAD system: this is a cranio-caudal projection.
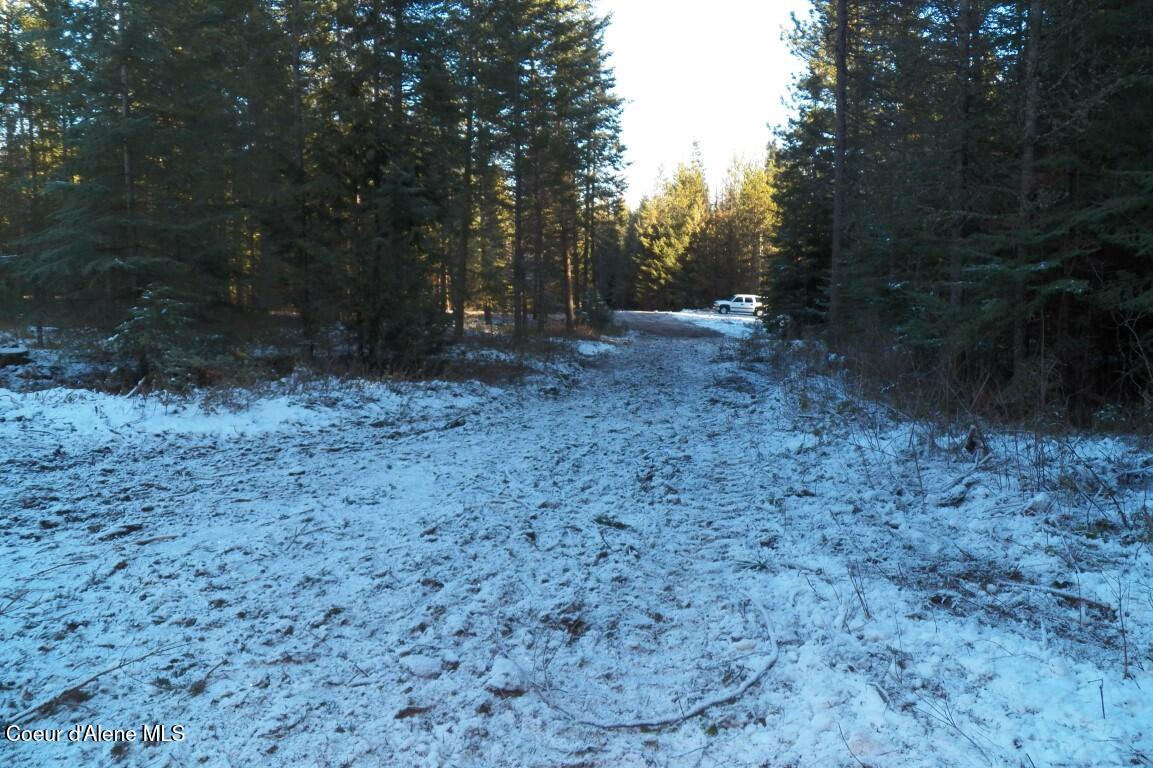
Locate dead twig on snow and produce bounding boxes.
[9,642,191,724]
[536,595,779,731]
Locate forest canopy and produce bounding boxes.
[0,0,624,375]
[4,0,1153,424]
[618,1,1153,423]
[765,0,1153,422]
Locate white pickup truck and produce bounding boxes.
[712,294,764,316]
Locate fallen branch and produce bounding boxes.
[0,590,29,618]
[24,560,89,580]
[913,689,991,764]
[995,581,1114,616]
[838,722,868,768]
[538,595,779,731]
[188,659,227,696]
[8,642,190,725]
[261,712,308,739]
[937,454,992,494]
[134,535,178,546]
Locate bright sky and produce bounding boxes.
[592,0,812,206]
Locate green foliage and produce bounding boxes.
[619,156,777,311]
[631,161,709,309]
[766,0,1153,422]
[0,0,624,378]
[104,286,209,388]
[581,287,613,330]
[679,160,776,308]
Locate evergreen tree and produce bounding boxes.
[1,0,625,376]
[632,160,708,310]
[769,0,1153,419]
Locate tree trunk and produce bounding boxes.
[533,158,545,332]
[1014,0,1044,375]
[830,0,848,337]
[290,0,314,357]
[949,0,975,309]
[453,4,476,340]
[512,47,527,342]
[513,137,526,340]
[583,174,595,304]
[561,217,574,332]
[118,0,137,277]
[453,112,474,339]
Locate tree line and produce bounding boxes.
[603,153,776,312]
[5,0,1152,423]
[613,1,1153,423]
[769,0,1153,422]
[0,0,623,377]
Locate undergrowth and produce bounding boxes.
[0,313,614,395]
[740,326,1153,545]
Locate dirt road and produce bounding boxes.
[2,316,1146,767]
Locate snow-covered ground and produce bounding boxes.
[2,313,1151,767]
[660,309,762,338]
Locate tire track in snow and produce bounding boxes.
[4,321,1148,767]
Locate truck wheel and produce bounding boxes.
[719,306,729,314]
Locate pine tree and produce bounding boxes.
[5,0,625,374]
[769,0,1153,418]
[632,161,708,310]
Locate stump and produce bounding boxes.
[0,347,31,367]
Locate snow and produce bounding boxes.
[665,309,762,337]
[2,317,1151,767]
[575,340,621,357]
[0,378,499,436]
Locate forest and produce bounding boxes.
[3,5,1153,764]
[3,0,1153,425]
[0,0,624,376]
[627,0,1153,425]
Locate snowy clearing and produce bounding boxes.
[656,309,762,338]
[2,316,1151,767]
